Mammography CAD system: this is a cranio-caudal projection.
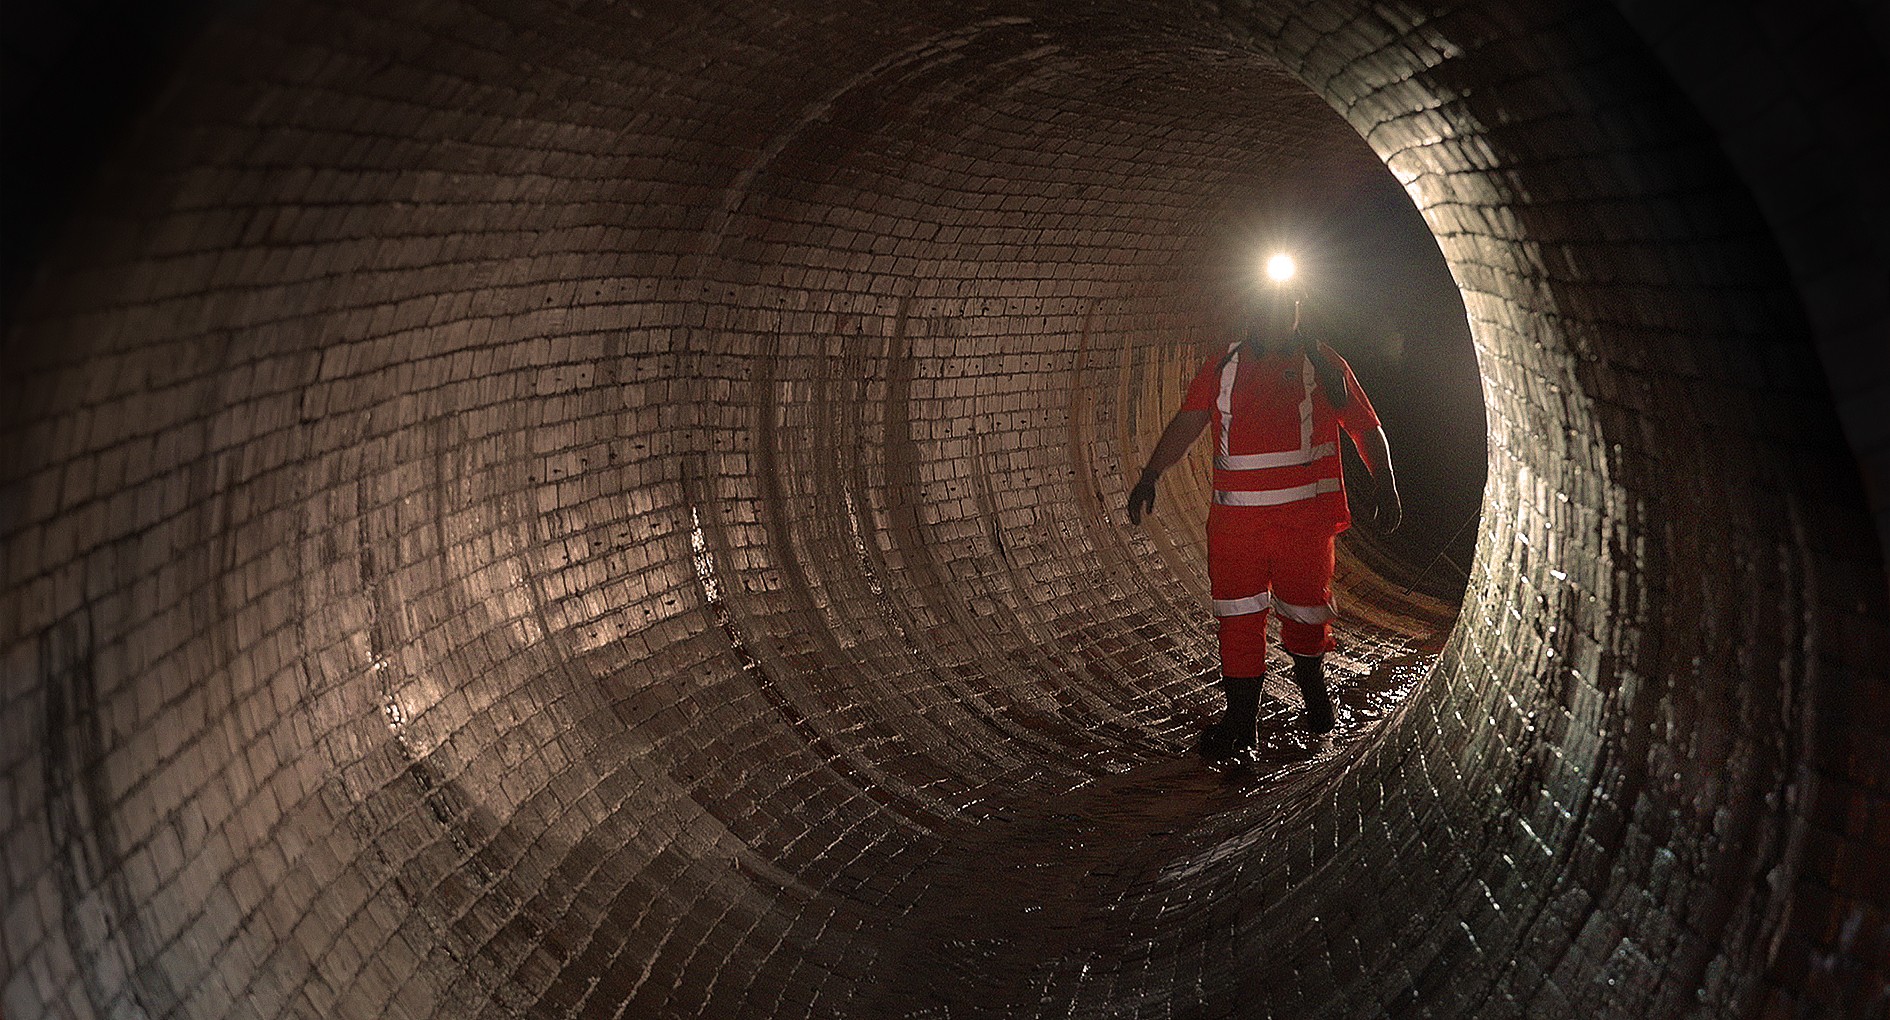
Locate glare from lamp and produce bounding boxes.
[1265,253,1297,283]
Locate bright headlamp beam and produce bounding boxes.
[1265,253,1297,283]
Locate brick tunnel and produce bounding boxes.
[4,1,1887,1018]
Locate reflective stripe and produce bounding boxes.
[1215,441,1336,471]
[1213,477,1342,506]
[1274,598,1336,625]
[1295,355,1316,456]
[1214,349,1327,473]
[1211,592,1272,618]
[1215,345,1240,460]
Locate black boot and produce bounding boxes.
[1198,675,1262,758]
[1291,654,1334,734]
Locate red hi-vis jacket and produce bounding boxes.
[1181,340,1381,533]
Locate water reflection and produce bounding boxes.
[863,645,1442,1016]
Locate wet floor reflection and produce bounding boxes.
[864,648,1439,1017]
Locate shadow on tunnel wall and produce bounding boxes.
[4,1,1887,1019]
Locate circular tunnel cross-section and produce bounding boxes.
[4,2,1887,1020]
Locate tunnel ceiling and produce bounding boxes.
[4,2,1886,1020]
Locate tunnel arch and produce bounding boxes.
[3,2,1885,1020]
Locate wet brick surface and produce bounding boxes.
[2,1,1886,1018]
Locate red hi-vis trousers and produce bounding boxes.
[1207,506,1339,676]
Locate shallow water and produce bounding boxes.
[862,645,1441,1017]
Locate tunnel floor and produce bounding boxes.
[869,659,1440,1017]
[738,615,1452,1018]
[493,598,1456,1019]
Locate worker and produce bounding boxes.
[1128,256,1401,758]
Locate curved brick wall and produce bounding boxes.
[4,2,1885,1019]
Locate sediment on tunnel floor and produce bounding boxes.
[4,1,1887,1019]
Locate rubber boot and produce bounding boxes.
[1198,675,1262,758]
[1291,654,1334,734]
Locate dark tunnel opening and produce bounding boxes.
[4,2,1887,1019]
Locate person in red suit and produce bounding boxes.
[1129,257,1401,757]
